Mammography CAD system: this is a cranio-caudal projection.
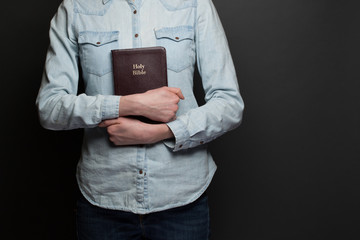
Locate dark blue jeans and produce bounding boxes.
[76,193,210,240]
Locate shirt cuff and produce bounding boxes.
[164,119,191,152]
[101,95,121,120]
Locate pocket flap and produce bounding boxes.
[154,26,194,42]
[78,31,119,46]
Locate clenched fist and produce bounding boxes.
[119,86,185,123]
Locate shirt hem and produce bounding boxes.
[76,165,217,214]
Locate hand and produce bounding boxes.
[119,87,184,123]
[99,117,174,146]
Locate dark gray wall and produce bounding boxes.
[1,0,359,239]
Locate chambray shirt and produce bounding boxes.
[36,0,244,214]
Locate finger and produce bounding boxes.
[98,119,120,128]
[167,87,185,100]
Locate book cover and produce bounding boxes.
[111,46,168,96]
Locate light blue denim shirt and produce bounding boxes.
[36,0,244,214]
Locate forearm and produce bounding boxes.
[99,117,174,145]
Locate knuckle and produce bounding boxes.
[107,126,115,135]
[107,127,112,135]
[166,116,173,122]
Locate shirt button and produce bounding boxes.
[179,144,183,148]
[135,33,139,38]
[133,10,137,14]
[200,141,204,144]
[139,170,143,175]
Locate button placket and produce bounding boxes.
[136,146,146,204]
[130,3,141,48]
[127,0,148,209]
[135,145,148,207]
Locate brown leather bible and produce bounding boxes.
[111,46,168,123]
[111,46,168,96]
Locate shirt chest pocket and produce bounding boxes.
[78,31,119,77]
[154,26,195,73]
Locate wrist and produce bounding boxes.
[119,94,143,117]
[147,123,174,144]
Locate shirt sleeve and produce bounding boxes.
[165,0,244,151]
[35,0,120,130]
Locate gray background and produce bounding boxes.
[1,0,359,239]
